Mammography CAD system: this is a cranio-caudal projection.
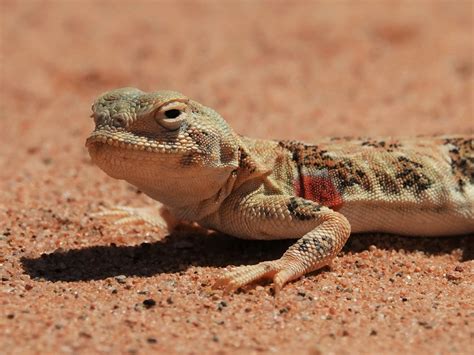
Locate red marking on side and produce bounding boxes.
[294,175,343,210]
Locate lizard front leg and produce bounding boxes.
[213,194,351,293]
[91,204,179,232]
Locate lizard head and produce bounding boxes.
[86,87,240,206]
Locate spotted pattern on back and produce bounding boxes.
[275,137,458,207]
[394,156,432,194]
[445,137,474,192]
[278,140,373,192]
[278,140,376,207]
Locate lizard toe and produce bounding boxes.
[90,206,168,229]
[216,257,314,293]
[214,261,282,291]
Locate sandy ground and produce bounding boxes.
[1,1,473,354]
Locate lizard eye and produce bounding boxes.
[164,109,181,119]
[155,101,188,130]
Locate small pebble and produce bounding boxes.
[115,275,127,284]
[446,272,462,281]
[217,301,227,311]
[143,299,156,309]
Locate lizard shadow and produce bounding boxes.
[21,227,472,282]
[21,227,291,282]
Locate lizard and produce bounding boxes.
[86,87,474,292]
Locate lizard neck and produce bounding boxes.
[232,136,284,194]
[129,164,236,210]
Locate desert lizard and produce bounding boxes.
[86,87,474,292]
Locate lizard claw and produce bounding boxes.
[214,260,295,294]
[90,205,173,230]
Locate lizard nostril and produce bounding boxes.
[112,116,127,128]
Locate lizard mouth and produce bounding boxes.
[86,131,177,154]
[85,130,204,174]
[86,131,205,181]
[86,132,176,181]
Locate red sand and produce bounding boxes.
[1,1,473,354]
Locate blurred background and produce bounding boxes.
[2,0,472,144]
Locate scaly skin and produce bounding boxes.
[86,87,474,292]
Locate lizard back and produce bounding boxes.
[246,136,474,236]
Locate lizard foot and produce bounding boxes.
[90,205,177,231]
[215,257,309,294]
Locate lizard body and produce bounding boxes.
[86,87,474,291]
